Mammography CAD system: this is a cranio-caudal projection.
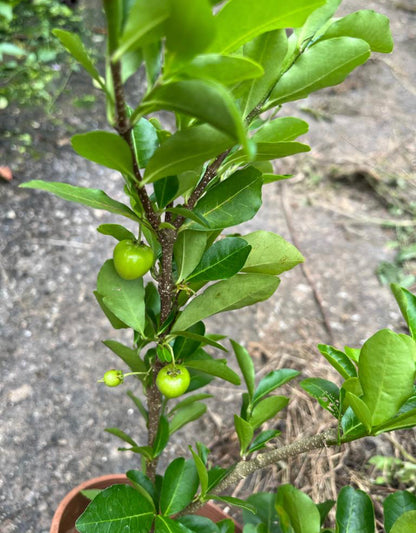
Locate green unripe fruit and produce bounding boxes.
[103,369,124,387]
[113,239,154,280]
[156,364,190,399]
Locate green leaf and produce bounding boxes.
[208,0,326,54]
[113,0,170,61]
[170,394,213,414]
[169,207,211,228]
[160,458,199,515]
[208,495,256,514]
[174,231,208,283]
[165,0,215,61]
[189,166,262,231]
[244,493,280,533]
[391,284,416,338]
[239,29,288,118]
[186,237,252,282]
[275,483,321,533]
[301,377,341,417]
[390,511,416,533]
[252,117,309,143]
[241,231,304,276]
[52,29,104,87]
[127,390,148,423]
[71,131,134,176]
[253,369,300,405]
[154,176,179,208]
[185,359,241,385]
[373,407,416,435]
[317,500,336,527]
[135,80,245,146]
[155,515,190,533]
[335,486,375,533]
[105,427,138,448]
[76,484,155,533]
[178,515,219,533]
[172,322,206,359]
[103,339,146,375]
[169,402,207,435]
[341,407,367,440]
[317,344,357,379]
[231,340,255,400]
[234,414,254,455]
[181,54,264,85]
[190,447,209,497]
[94,291,128,329]
[384,491,416,533]
[225,141,310,167]
[144,124,234,183]
[172,274,280,332]
[126,470,158,508]
[295,0,342,47]
[247,430,280,453]
[320,10,394,53]
[97,224,136,242]
[19,181,139,221]
[153,415,170,457]
[143,41,162,86]
[97,260,146,334]
[171,331,226,353]
[359,329,415,426]
[130,117,159,168]
[249,396,289,430]
[268,37,371,106]
[345,392,372,433]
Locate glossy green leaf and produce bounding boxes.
[317,344,357,379]
[130,117,159,169]
[97,224,136,242]
[135,80,245,145]
[172,274,280,332]
[249,396,288,430]
[103,339,146,375]
[239,29,288,118]
[169,402,207,435]
[321,10,394,53]
[113,0,170,61]
[301,377,340,417]
[340,407,366,440]
[97,260,145,334]
[244,493,280,533]
[384,491,416,533]
[181,54,264,85]
[171,331,226,352]
[20,181,139,221]
[160,458,199,515]
[345,392,372,433]
[155,515,189,533]
[154,176,179,208]
[76,484,155,533]
[144,124,234,183]
[335,486,375,533]
[178,515,219,533]
[185,359,241,385]
[71,131,134,176]
[165,0,215,61]
[391,284,416,338]
[170,394,213,414]
[241,231,304,275]
[252,117,309,143]
[94,291,127,329]
[268,37,371,106]
[190,447,209,497]
[317,499,336,526]
[359,329,415,426]
[225,141,310,167]
[253,369,300,405]
[172,321,205,359]
[186,237,252,282]
[105,427,138,448]
[126,470,157,509]
[390,511,416,533]
[295,0,342,47]
[234,414,254,455]
[143,41,162,85]
[208,0,325,54]
[152,415,170,457]
[209,495,256,514]
[168,207,211,228]
[189,166,262,231]
[373,407,416,435]
[53,29,104,87]
[174,231,208,283]
[247,429,280,453]
[275,484,321,533]
[231,339,255,400]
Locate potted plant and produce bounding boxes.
[21,0,416,531]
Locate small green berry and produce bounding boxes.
[102,369,124,387]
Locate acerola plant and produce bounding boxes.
[21,1,416,532]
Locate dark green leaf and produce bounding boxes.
[154,176,179,208]
[130,117,159,168]
[341,407,366,440]
[170,394,213,414]
[173,274,280,332]
[242,231,304,275]
[171,331,226,352]
[97,224,136,242]
[234,414,254,455]
[173,321,206,359]
[76,484,155,533]
[20,181,139,221]
[105,427,138,448]
[190,447,209,497]
[71,131,134,176]
[174,231,208,283]
[186,237,252,282]
[185,359,241,385]
[231,339,255,400]
[336,486,375,533]
[317,344,357,379]
[126,470,158,508]
[103,339,146,375]
[249,396,288,429]
[244,493,281,533]
[178,515,219,533]
[181,54,264,85]
[300,377,341,418]
[345,392,372,433]
[169,402,207,435]
[384,491,416,533]
[144,125,234,183]
[160,458,199,515]
[208,495,256,514]
[275,484,321,533]
[317,500,336,527]
[253,369,300,405]
[155,515,190,533]
[247,430,280,454]
[152,415,170,457]
[169,207,211,228]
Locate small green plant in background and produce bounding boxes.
[19,1,416,531]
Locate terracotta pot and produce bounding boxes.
[50,474,242,533]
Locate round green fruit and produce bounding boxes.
[103,369,124,387]
[113,240,154,280]
[156,364,190,399]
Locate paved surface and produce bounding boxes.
[1,1,415,531]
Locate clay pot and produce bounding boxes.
[50,474,242,533]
